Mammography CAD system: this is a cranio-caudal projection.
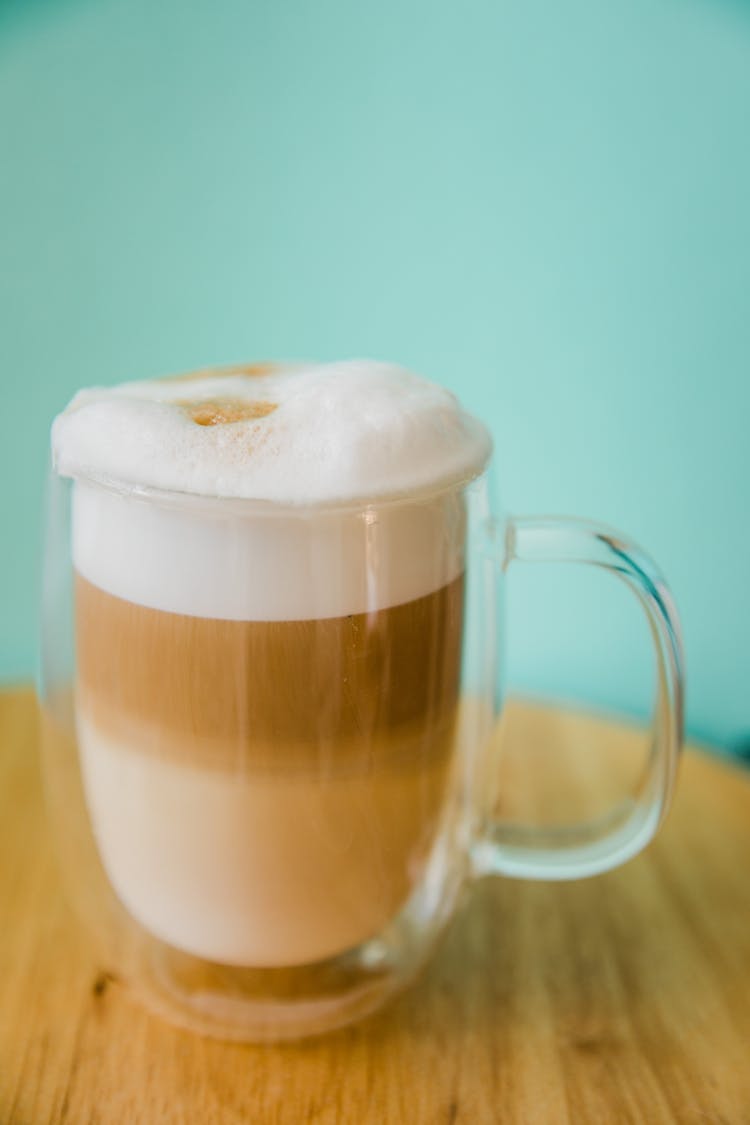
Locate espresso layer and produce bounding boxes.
[76,574,464,762]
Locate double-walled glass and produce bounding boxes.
[39,465,683,1040]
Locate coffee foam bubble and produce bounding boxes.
[52,360,492,504]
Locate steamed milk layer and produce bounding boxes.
[55,361,491,967]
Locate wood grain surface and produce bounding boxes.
[1,687,749,1124]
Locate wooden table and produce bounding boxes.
[2,688,749,1124]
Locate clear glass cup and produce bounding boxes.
[39,463,683,1041]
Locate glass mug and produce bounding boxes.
[39,461,683,1041]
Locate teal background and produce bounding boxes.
[1,0,749,749]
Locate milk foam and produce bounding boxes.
[72,481,466,619]
[53,360,492,504]
[60,359,487,617]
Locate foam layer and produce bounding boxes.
[72,481,466,618]
[53,360,492,504]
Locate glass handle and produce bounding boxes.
[472,516,685,881]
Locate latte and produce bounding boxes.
[52,361,492,967]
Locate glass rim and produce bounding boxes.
[51,461,491,518]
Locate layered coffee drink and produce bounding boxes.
[52,361,491,967]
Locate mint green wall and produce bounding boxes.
[1,0,749,748]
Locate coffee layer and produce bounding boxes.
[76,574,464,768]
